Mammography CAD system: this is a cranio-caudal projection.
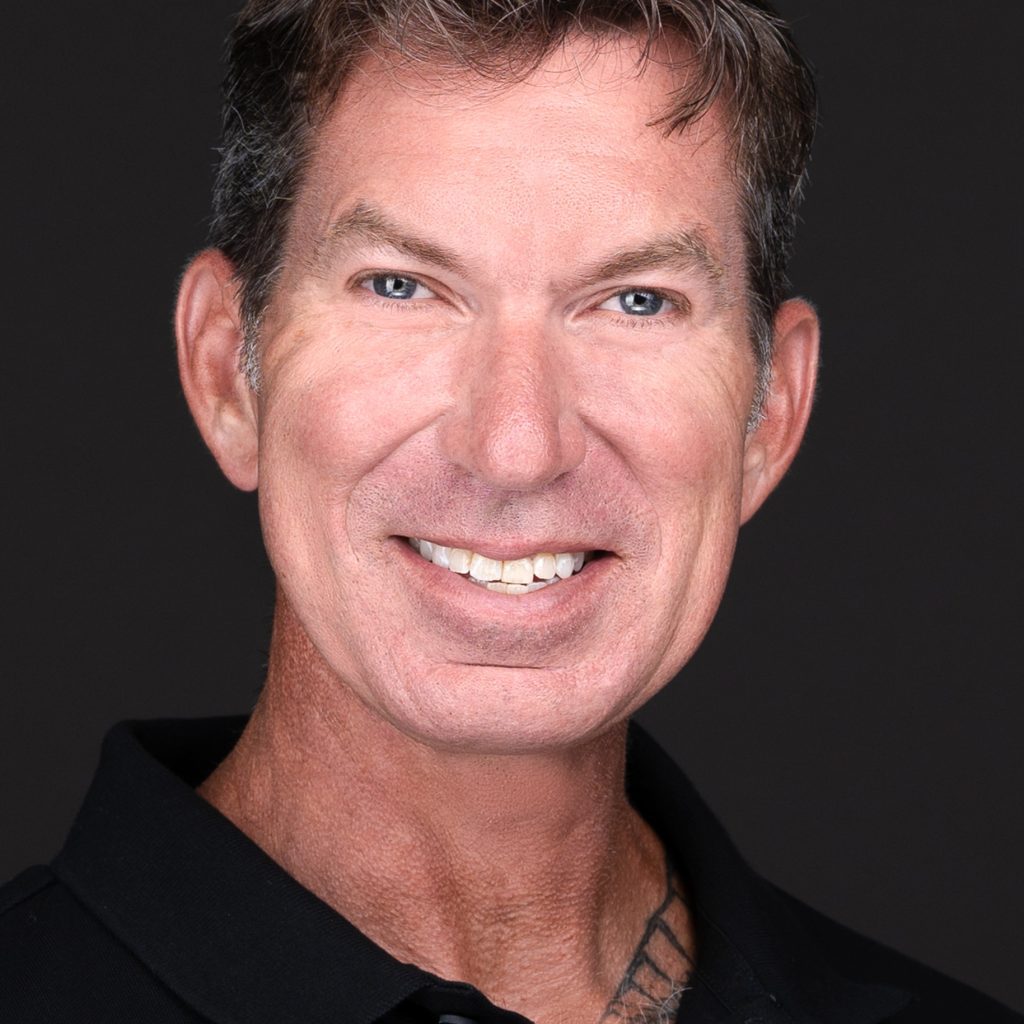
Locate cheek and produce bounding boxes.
[257,321,450,493]
[282,384,403,484]
[581,343,751,655]
[581,343,750,504]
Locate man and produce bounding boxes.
[1,1,1019,1022]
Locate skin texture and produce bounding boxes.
[176,34,818,1024]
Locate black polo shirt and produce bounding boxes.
[1,717,1019,1023]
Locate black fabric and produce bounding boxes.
[0,717,1019,1023]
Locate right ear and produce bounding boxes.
[175,249,259,491]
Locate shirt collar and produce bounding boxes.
[625,726,911,1024]
[54,717,431,1024]
[52,717,909,1024]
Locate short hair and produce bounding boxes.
[209,0,816,410]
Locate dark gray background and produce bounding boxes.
[2,0,1022,1012]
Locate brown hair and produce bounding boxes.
[209,0,816,404]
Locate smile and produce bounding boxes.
[408,538,592,595]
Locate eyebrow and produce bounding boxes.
[571,229,725,297]
[310,200,471,278]
[311,199,726,299]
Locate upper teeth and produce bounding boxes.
[409,539,587,594]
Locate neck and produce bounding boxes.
[200,600,694,1023]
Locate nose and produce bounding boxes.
[439,317,586,491]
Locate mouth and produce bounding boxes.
[406,537,605,596]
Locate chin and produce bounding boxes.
[365,660,650,756]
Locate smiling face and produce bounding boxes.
[178,35,818,754]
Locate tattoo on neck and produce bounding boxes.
[599,861,693,1023]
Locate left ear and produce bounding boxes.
[740,298,820,523]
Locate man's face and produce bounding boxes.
[245,38,774,752]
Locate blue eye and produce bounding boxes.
[597,289,673,317]
[615,289,664,316]
[364,274,430,300]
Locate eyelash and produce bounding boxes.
[352,272,688,328]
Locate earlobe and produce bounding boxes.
[175,250,259,492]
[739,298,820,523]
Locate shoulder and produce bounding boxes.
[0,865,81,960]
[0,866,205,1023]
[778,888,1024,1023]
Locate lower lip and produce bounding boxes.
[390,537,618,626]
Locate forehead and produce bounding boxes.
[287,33,744,287]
